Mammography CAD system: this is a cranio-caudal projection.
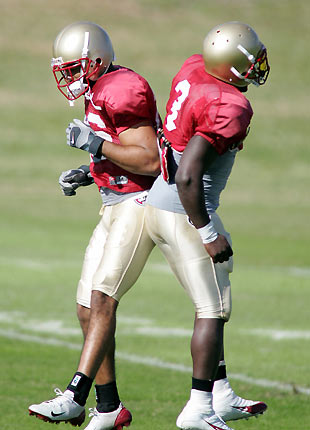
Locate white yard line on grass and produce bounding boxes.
[122,326,310,340]
[0,312,153,335]
[1,328,309,396]
[242,328,310,340]
[2,311,310,341]
[120,326,193,337]
[149,262,310,278]
[1,257,310,278]
[0,257,80,270]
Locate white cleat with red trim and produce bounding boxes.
[84,403,132,430]
[176,402,234,430]
[213,378,267,421]
[28,388,85,426]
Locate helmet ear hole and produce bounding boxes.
[96,58,102,65]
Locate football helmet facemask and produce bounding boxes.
[203,21,270,87]
[51,21,115,101]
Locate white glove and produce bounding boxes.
[66,119,104,157]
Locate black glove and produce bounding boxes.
[58,165,94,196]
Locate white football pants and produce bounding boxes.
[145,205,232,321]
[76,195,155,307]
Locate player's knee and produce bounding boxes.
[196,302,231,321]
[91,290,118,314]
[77,304,90,337]
[196,310,231,322]
[195,283,232,321]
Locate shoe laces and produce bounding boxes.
[54,388,65,397]
[46,388,71,406]
[89,407,99,418]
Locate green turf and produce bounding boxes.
[1,0,310,429]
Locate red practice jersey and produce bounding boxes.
[85,65,161,193]
[163,55,253,155]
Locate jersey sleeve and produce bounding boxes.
[106,76,155,135]
[195,94,253,154]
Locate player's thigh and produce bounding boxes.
[145,206,231,320]
[76,213,110,308]
[92,199,155,300]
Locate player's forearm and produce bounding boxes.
[100,140,160,176]
[175,137,214,228]
[176,174,210,228]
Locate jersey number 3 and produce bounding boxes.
[165,80,190,131]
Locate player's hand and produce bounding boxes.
[204,234,233,264]
[66,119,104,157]
[59,165,94,196]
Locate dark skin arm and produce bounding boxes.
[175,135,233,264]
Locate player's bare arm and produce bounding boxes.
[175,135,233,263]
[175,135,217,227]
[101,121,160,177]
[67,119,160,177]
[66,119,160,176]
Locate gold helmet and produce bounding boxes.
[203,21,270,87]
[51,21,115,101]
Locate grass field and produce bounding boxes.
[1,0,310,429]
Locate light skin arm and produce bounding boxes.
[97,120,160,177]
[175,134,233,263]
[68,67,159,176]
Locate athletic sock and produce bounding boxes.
[214,361,227,381]
[192,376,214,392]
[66,372,93,406]
[213,360,233,394]
[95,381,120,412]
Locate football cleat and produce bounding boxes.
[213,386,267,421]
[84,403,132,430]
[176,402,234,430]
[28,388,85,426]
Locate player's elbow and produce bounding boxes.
[145,158,161,177]
[130,156,160,177]
[175,167,191,187]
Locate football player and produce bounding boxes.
[145,21,270,430]
[28,21,160,430]
[28,20,268,430]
